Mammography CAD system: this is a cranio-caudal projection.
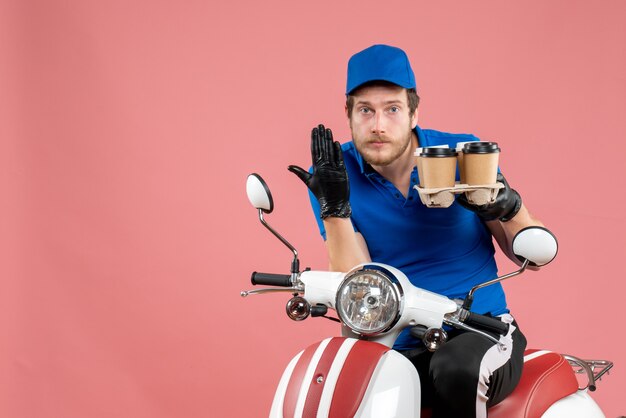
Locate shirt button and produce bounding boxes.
[395,193,400,198]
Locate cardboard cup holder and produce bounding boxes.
[415,182,504,208]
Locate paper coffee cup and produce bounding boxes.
[420,147,458,188]
[455,141,472,184]
[415,145,449,187]
[462,142,500,185]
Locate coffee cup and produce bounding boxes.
[455,141,472,184]
[415,145,450,187]
[419,147,458,188]
[462,142,500,185]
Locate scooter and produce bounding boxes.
[242,173,613,418]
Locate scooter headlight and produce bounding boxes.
[336,265,403,336]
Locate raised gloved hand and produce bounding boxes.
[288,124,351,219]
[457,173,522,222]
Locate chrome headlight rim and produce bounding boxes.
[335,264,404,337]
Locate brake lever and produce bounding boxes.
[240,287,301,297]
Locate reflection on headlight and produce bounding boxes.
[336,266,402,336]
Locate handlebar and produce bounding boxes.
[464,312,509,335]
[250,272,292,287]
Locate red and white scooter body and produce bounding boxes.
[269,269,606,417]
[270,343,606,418]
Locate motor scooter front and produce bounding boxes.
[242,173,613,418]
[265,260,460,418]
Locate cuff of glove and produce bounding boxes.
[498,190,522,222]
[320,204,352,220]
[473,190,522,223]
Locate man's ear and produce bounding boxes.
[345,105,351,128]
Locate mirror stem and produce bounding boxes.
[462,259,530,310]
[259,209,300,274]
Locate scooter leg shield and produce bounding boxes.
[353,349,421,418]
[269,337,421,418]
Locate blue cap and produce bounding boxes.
[346,44,416,95]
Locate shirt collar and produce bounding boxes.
[355,125,426,174]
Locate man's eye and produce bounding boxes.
[389,106,399,113]
[360,108,371,114]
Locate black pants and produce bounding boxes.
[400,314,527,418]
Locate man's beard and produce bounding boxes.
[352,125,414,167]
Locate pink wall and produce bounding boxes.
[2,0,625,416]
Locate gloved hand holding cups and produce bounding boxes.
[457,173,522,222]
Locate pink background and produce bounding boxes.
[2,0,625,417]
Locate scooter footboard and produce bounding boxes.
[270,337,420,418]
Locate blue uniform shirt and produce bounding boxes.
[308,126,508,350]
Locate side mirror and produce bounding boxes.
[245,173,300,275]
[246,173,273,213]
[512,227,558,267]
[464,226,558,310]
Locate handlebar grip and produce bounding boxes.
[465,312,510,335]
[250,272,292,287]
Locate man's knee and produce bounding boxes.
[428,334,493,403]
[430,353,482,401]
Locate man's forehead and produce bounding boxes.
[352,85,408,103]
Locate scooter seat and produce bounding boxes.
[488,349,579,418]
[421,349,579,418]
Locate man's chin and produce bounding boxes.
[362,153,394,167]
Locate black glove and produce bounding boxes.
[288,124,351,219]
[457,173,522,222]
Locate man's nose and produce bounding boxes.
[371,114,386,134]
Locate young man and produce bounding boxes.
[289,44,546,418]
